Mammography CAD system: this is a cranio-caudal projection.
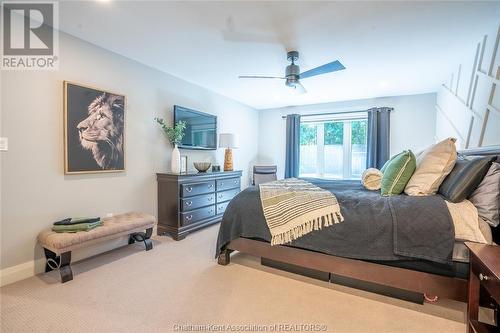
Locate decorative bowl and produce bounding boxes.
[193,162,212,173]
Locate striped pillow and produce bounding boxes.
[381,150,417,196]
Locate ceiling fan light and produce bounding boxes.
[291,86,302,95]
[289,82,306,95]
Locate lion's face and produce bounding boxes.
[77,93,124,169]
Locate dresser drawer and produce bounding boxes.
[180,193,215,212]
[216,188,240,203]
[216,202,230,215]
[180,181,215,197]
[216,177,240,191]
[180,205,216,226]
[471,258,500,303]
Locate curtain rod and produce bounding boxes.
[280,107,393,119]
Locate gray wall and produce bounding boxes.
[0,32,259,270]
[258,93,437,178]
[435,24,500,149]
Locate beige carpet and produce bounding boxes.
[0,224,474,332]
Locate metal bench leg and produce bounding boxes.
[44,248,73,283]
[43,248,57,273]
[129,227,153,251]
[144,227,153,251]
[59,252,73,283]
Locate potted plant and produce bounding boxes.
[155,118,186,173]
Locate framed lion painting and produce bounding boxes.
[64,81,125,174]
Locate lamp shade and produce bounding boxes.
[219,133,239,148]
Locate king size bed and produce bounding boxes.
[216,146,500,304]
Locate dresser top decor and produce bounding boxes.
[157,170,241,177]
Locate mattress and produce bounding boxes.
[453,217,493,263]
[374,219,493,279]
[375,234,493,280]
[452,242,470,263]
[218,179,456,264]
[219,179,495,279]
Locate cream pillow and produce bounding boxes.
[445,199,488,244]
[404,138,457,196]
[362,168,383,190]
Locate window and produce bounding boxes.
[299,114,368,179]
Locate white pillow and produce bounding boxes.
[445,199,488,244]
[362,168,383,190]
[404,138,457,196]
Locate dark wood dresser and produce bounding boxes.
[156,170,242,240]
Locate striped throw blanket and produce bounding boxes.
[259,178,344,245]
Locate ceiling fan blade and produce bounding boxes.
[292,82,307,94]
[300,60,345,79]
[238,75,285,79]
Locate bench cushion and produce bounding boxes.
[38,212,156,254]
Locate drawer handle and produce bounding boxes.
[479,273,490,281]
[218,194,223,199]
[186,186,193,193]
[209,209,214,214]
[185,201,192,207]
[234,180,238,184]
[208,184,214,188]
[208,197,213,201]
[185,214,193,221]
[220,182,224,186]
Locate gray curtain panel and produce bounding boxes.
[367,107,392,169]
[285,114,301,178]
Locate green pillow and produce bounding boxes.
[381,150,416,196]
[380,154,396,173]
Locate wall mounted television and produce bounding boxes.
[173,105,217,150]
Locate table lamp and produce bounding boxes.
[219,133,239,171]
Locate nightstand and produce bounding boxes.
[466,242,500,333]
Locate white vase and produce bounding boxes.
[171,144,181,173]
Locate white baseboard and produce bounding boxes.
[0,235,134,287]
[0,258,45,287]
[0,224,159,287]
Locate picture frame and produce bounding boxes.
[180,155,188,173]
[64,81,126,174]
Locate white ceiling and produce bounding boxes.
[58,1,500,110]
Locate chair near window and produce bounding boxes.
[253,166,278,186]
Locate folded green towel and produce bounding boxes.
[53,217,100,226]
[52,220,103,233]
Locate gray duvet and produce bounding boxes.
[216,179,455,264]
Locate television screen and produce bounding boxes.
[174,106,217,150]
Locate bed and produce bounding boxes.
[216,146,500,303]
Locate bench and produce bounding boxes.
[38,212,156,283]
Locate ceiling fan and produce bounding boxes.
[238,51,345,94]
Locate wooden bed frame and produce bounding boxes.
[217,146,500,302]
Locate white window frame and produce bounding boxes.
[299,112,368,179]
